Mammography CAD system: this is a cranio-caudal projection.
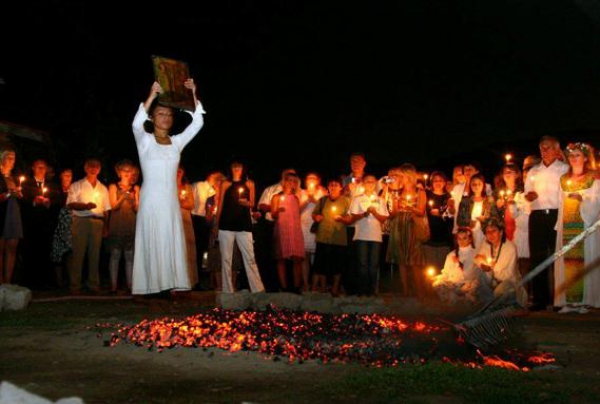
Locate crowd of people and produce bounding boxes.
[1,81,599,314]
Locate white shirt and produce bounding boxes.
[524,159,569,211]
[349,194,389,242]
[66,178,111,218]
[477,240,520,284]
[258,183,283,221]
[191,180,216,216]
[439,246,477,284]
[451,181,492,233]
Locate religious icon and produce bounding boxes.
[151,55,195,111]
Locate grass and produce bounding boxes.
[329,362,600,404]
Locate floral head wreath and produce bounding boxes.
[565,142,592,157]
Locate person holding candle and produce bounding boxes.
[381,167,407,295]
[457,173,500,250]
[66,158,111,294]
[554,143,600,313]
[215,161,265,293]
[106,160,139,294]
[451,162,492,234]
[256,168,297,291]
[423,171,455,275]
[191,170,225,279]
[20,159,59,289]
[271,172,305,293]
[50,168,74,288]
[432,227,480,304]
[392,163,428,300]
[131,79,204,295]
[474,217,526,306]
[493,163,524,243]
[299,172,327,292]
[524,136,569,311]
[311,177,353,296]
[0,149,23,285]
[349,174,389,296]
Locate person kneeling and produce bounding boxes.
[473,218,527,307]
[433,227,480,304]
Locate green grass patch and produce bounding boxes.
[329,362,600,404]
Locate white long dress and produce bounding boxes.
[131,103,205,294]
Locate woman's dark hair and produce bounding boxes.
[467,173,486,197]
[494,163,524,191]
[228,160,249,182]
[327,176,344,187]
[428,170,447,188]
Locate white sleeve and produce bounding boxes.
[581,180,600,227]
[65,183,78,205]
[132,103,150,146]
[172,102,206,151]
[258,187,272,206]
[349,196,363,215]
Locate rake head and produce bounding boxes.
[455,304,523,349]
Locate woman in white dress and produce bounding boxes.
[131,80,205,295]
[554,143,600,313]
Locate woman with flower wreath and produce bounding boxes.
[554,142,600,313]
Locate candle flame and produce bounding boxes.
[426,267,436,278]
[428,200,434,207]
[505,154,512,162]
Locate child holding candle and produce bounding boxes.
[432,227,479,304]
[493,163,524,242]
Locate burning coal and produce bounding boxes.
[97,306,554,370]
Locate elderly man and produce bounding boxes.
[524,136,569,310]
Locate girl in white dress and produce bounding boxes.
[131,80,205,295]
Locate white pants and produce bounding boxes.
[218,230,265,293]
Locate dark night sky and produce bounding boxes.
[2,1,600,186]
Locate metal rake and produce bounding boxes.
[454,217,600,349]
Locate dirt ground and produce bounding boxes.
[1,292,599,404]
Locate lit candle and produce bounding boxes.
[499,190,505,201]
[42,187,48,197]
[19,176,25,188]
[180,189,187,198]
[428,200,434,208]
[426,266,436,278]
[505,153,512,163]
[506,190,512,197]
[331,206,337,213]
[309,183,315,191]
[423,173,429,181]
[566,180,572,187]
[280,195,285,202]
[487,257,493,265]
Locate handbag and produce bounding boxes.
[412,213,431,243]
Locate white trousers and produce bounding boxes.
[218,230,265,293]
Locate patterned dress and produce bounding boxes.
[556,173,600,306]
[273,193,305,259]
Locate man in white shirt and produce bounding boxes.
[66,158,111,294]
[191,170,224,276]
[524,136,569,310]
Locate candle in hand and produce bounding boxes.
[505,153,512,163]
[19,176,25,188]
[42,187,48,197]
[487,257,493,265]
[428,200,434,208]
[331,206,337,213]
[180,189,187,198]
